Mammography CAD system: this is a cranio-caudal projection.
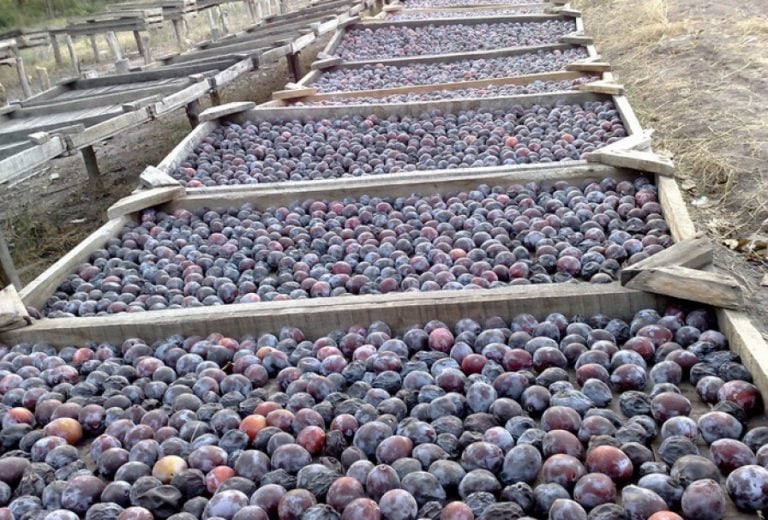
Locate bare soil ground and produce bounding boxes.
[575,0,768,332]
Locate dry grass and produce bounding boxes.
[576,0,768,241]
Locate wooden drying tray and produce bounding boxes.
[15,155,686,331]
[154,89,640,189]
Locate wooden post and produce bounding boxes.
[216,6,230,35]
[80,145,102,186]
[185,99,201,127]
[89,34,101,62]
[133,30,145,56]
[139,33,153,65]
[115,58,130,74]
[210,88,222,106]
[256,0,263,20]
[50,33,63,66]
[287,52,302,82]
[105,31,123,61]
[0,82,6,106]
[172,19,186,52]
[35,66,51,91]
[207,9,221,41]
[14,55,32,99]
[246,0,258,22]
[0,228,21,291]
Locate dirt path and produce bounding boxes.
[0,36,330,283]
[576,0,768,333]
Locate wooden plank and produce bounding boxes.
[566,60,611,72]
[175,163,631,212]
[0,137,66,185]
[0,229,21,291]
[3,283,665,346]
[140,165,182,188]
[198,101,256,122]
[600,129,654,153]
[68,108,152,149]
[619,235,712,284]
[359,13,563,27]
[0,285,30,331]
[305,70,584,101]
[340,42,570,68]
[576,79,624,95]
[625,265,744,310]
[559,32,593,45]
[310,57,344,70]
[586,149,675,177]
[18,216,132,311]
[152,80,211,116]
[612,94,644,137]
[657,175,697,242]
[271,87,318,100]
[107,186,186,220]
[717,309,768,412]
[17,82,186,113]
[156,120,217,173]
[209,57,254,91]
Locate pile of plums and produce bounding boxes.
[298,77,597,106]
[44,176,671,317]
[388,7,546,20]
[165,103,626,186]
[335,21,577,60]
[313,48,588,92]
[0,305,766,520]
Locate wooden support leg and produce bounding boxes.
[50,34,63,67]
[35,67,51,91]
[14,56,32,99]
[133,30,145,56]
[89,34,100,62]
[105,31,123,61]
[65,35,80,76]
[207,10,221,41]
[185,99,201,127]
[0,228,21,291]
[216,6,230,35]
[287,52,302,82]
[246,0,258,22]
[81,145,102,186]
[256,0,263,20]
[210,89,222,106]
[139,33,153,65]
[172,19,185,52]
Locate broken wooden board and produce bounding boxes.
[139,165,182,188]
[620,235,713,284]
[310,57,344,70]
[0,285,31,331]
[559,32,593,45]
[586,148,675,177]
[272,87,318,101]
[566,58,611,73]
[106,186,185,220]
[624,265,744,310]
[199,101,256,122]
[576,79,624,95]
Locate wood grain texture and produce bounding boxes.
[0,137,66,185]
[625,265,744,310]
[620,235,712,284]
[1,284,667,346]
[658,175,697,242]
[717,309,768,412]
[586,149,675,177]
[0,285,30,331]
[106,186,185,220]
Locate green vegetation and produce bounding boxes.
[0,0,121,31]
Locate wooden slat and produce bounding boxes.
[271,87,318,100]
[107,186,186,220]
[152,80,211,116]
[358,13,563,27]
[3,283,667,346]
[198,101,256,122]
[67,109,153,150]
[140,165,182,188]
[586,149,675,177]
[717,309,768,412]
[156,120,218,174]
[619,235,712,284]
[19,216,132,310]
[625,266,744,310]
[657,175,697,242]
[209,58,255,91]
[0,137,66,185]
[0,285,31,332]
